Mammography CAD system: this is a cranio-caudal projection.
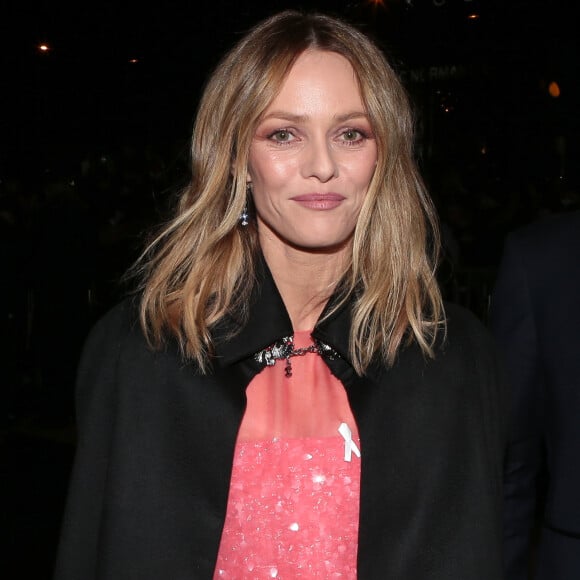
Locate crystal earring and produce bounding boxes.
[240,204,249,227]
[240,183,251,226]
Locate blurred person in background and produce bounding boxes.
[491,209,580,580]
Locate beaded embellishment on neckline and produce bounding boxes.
[254,336,339,377]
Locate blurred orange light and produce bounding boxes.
[548,81,561,98]
[38,44,50,52]
[129,58,139,64]
[467,13,480,20]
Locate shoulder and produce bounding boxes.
[84,297,141,350]
[389,302,499,385]
[383,302,496,377]
[442,301,494,355]
[443,301,487,334]
[507,210,580,255]
[79,296,150,376]
[499,211,580,287]
[434,302,504,392]
[75,295,190,411]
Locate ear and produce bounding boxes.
[230,158,252,184]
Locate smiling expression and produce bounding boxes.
[247,50,378,256]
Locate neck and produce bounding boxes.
[260,232,349,332]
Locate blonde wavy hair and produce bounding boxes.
[135,10,445,375]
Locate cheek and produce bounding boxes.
[249,157,295,190]
[248,153,273,182]
[341,146,378,190]
[357,157,378,190]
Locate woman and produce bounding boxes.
[54,10,507,580]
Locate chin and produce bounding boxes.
[286,234,353,255]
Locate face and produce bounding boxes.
[247,50,377,255]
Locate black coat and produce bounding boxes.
[491,210,580,580]
[55,263,507,579]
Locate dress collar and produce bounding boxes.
[212,254,353,369]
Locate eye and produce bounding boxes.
[340,128,365,143]
[269,129,295,143]
[344,129,361,140]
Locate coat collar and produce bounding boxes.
[212,255,354,370]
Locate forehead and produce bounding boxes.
[265,50,364,113]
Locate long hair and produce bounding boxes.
[134,10,445,375]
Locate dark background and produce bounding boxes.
[2,0,579,577]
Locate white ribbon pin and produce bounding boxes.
[338,422,361,462]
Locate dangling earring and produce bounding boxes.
[240,204,249,227]
[240,183,251,227]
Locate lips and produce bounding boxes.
[290,193,346,210]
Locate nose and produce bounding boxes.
[301,137,338,182]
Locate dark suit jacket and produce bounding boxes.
[54,262,507,579]
[491,210,580,580]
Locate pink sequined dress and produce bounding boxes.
[214,331,361,579]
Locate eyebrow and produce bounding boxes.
[260,111,370,123]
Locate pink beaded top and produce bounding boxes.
[214,331,361,579]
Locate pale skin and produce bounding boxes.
[247,50,378,330]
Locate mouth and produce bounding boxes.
[290,193,346,210]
